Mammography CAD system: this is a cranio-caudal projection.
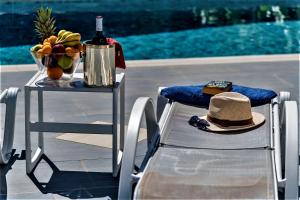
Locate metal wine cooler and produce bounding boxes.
[83,42,115,87]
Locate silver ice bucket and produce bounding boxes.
[83,41,115,87]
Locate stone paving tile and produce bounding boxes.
[45,139,113,161]
[2,155,119,199]
[2,192,54,199]
[1,154,39,195]
[80,158,112,173]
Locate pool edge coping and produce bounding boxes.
[1,54,299,72]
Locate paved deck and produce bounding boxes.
[0,55,299,199]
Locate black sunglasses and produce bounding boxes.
[188,115,210,130]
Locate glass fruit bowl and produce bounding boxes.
[30,49,81,81]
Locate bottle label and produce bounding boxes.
[96,16,103,31]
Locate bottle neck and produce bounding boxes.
[96,31,104,37]
[96,17,103,32]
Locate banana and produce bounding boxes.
[57,29,66,39]
[56,31,72,43]
[62,33,81,43]
[63,40,81,47]
[30,44,43,52]
[61,31,73,40]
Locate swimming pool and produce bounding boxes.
[0,1,299,65]
[1,20,299,65]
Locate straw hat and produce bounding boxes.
[200,92,265,132]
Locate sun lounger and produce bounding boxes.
[0,87,20,164]
[118,89,298,199]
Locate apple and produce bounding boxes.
[52,44,65,59]
[57,55,73,70]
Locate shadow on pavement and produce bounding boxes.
[0,149,25,199]
[28,154,118,199]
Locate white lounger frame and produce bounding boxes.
[0,87,20,164]
[118,89,298,200]
[118,97,161,199]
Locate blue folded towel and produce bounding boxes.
[160,85,277,107]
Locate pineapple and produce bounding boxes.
[34,7,56,43]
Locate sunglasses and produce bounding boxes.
[188,115,210,130]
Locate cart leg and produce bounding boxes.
[25,87,32,174]
[25,89,44,174]
[38,90,44,153]
[120,77,125,151]
[112,87,119,177]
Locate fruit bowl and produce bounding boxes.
[30,49,81,81]
[30,30,82,81]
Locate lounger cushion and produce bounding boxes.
[160,85,277,107]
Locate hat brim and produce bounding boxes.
[200,112,265,132]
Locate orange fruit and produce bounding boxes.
[65,47,75,57]
[43,38,50,45]
[48,35,58,45]
[36,49,44,58]
[43,42,51,46]
[42,45,52,54]
[47,67,63,80]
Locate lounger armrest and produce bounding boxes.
[0,87,21,164]
[272,91,292,188]
[118,97,160,200]
[281,101,298,199]
[272,97,285,187]
[279,91,290,118]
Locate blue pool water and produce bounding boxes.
[1,20,299,65]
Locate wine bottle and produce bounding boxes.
[91,16,108,45]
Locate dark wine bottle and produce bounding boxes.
[91,16,108,45]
